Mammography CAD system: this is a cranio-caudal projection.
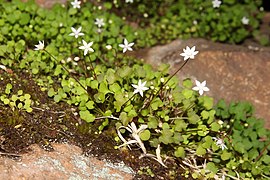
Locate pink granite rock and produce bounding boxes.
[0,143,134,180]
[22,0,67,8]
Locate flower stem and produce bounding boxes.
[147,59,190,107]
[112,48,118,59]
[160,59,189,94]
[255,140,270,162]
[44,49,88,92]
[121,93,136,111]
[87,56,97,80]
[44,49,105,114]
[95,115,120,121]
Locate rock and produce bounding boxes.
[141,38,270,129]
[22,0,67,8]
[0,143,134,180]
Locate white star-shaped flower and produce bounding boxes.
[125,0,133,3]
[212,137,227,150]
[180,46,199,61]
[119,38,134,53]
[241,16,249,25]
[34,40,45,51]
[95,18,105,28]
[79,40,94,56]
[212,0,222,8]
[132,80,149,97]
[192,80,209,95]
[69,27,84,39]
[71,0,81,9]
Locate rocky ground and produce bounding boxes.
[1,1,269,179]
[0,144,134,180]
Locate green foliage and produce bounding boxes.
[0,83,33,112]
[103,0,266,45]
[215,100,270,179]
[138,166,155,178]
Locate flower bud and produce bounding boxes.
[106,45,112,50]
[160,78,165,83]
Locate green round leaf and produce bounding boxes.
[79,110,95,123]
[174,146,185,158]
[85,101,95,110]
[17,90,23,96]
[221,151,232,161]
[196,145,206,156]
[48,88,56,97]
[139,129,151,141]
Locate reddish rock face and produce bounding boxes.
[0,143,134,180]
[142,38,270,129]
[22,0,67,8]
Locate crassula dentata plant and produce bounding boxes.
[0,0,269,179]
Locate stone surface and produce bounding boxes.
[0,143,134,180]
[139,38,270,129]
[22,0,67,8]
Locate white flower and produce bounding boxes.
[241,16,249,25]
[95,18,105,28]
[79,40,94,55]
[132,79,149,97]
[69,27,84,38]
[34,40,45,51]
[192,80,209,95]
[119,38,134,53]
[125,0,133,3]
[71,0,81,9]
[212,137,227,150]
[212,0,222,8]
[180,46,199,61]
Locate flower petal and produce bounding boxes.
[201,80,206,86]
[124,38,128,45]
